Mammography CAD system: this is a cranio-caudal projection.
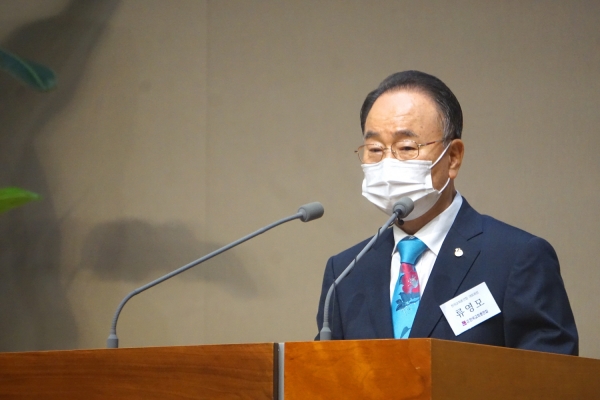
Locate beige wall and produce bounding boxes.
[1,0,598,358]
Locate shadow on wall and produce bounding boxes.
[0,0,121,351]
[74,219,259,299]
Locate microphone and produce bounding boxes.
[298,202,325,222]
[106,201,324,348]
[393,196,414,221]
[319,197,413,341]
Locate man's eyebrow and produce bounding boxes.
[364,131,379,140]
[363,129,419,139]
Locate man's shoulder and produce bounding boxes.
[481,213,534,237]
[459,198,550,245]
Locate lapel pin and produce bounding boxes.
[454,248,463,257]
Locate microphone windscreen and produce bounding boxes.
[393,197,414,219]
[298,202,325,222]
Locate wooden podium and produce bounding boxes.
[0,339,599,399]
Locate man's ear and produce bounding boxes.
[448,139,464,179]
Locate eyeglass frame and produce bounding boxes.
[354,139,444,163]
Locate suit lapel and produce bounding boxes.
[410,199,483,338]
[360,228,395,338]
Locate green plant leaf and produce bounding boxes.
[0,48,56,91]
[0,187,41,214]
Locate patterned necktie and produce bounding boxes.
[392,237,428,339]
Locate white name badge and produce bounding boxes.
[439,282,501,336]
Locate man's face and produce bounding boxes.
[363,89,450,191]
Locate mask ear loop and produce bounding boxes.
[431,143,452,193]
[430,143,451,169]
[437,176,451,193]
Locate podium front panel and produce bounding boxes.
[0,343,276,399]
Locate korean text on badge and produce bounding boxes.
[439,282,500,336]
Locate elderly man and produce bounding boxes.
[316,70,578,355]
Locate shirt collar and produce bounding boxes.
[392,192,463,256]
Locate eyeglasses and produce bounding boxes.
[355,139,443,164]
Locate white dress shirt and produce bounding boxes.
[390,192,463,302]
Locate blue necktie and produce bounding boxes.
[392,237,428,339]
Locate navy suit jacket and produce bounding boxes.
[316,198,578,355]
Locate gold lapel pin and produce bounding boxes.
[454,248,463,257]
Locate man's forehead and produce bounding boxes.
[363,90,442,138]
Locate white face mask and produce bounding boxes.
[361,145,450,221]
